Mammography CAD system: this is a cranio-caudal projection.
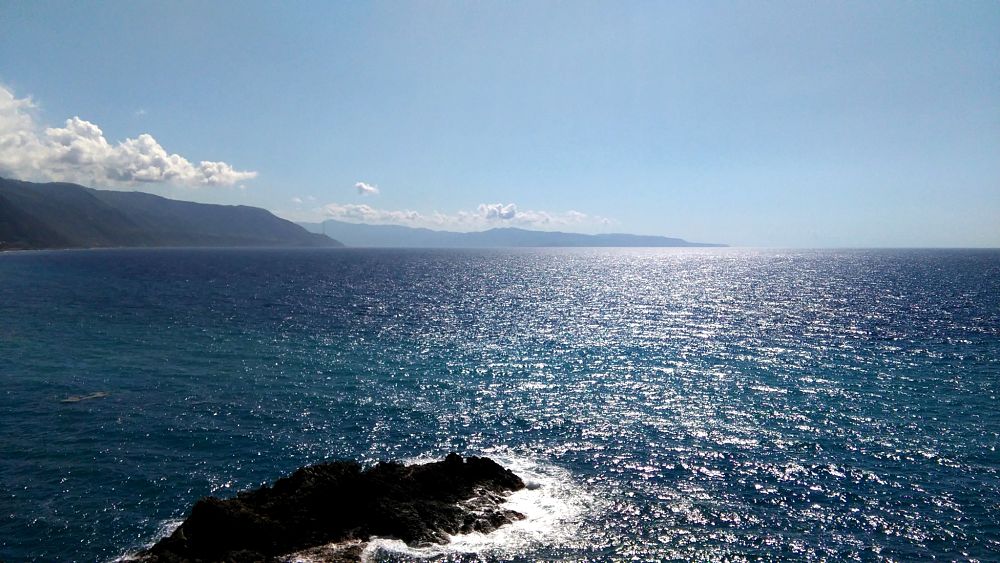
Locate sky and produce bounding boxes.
[1,1,998,247]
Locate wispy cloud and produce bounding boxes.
[355,181,379,196]
[0,84,256,187]
[313,201,612,231]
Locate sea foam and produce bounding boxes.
[362,452,597,560]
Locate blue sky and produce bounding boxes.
[1,1,998,247]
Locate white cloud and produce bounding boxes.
[291,197,303,204]
[0,84,256,187]
[355,181,380,196]
[319,201,612,231]
[478,202,518,220]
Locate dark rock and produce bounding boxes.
[139,454,525,562]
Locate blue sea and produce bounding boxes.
[1,248,998,561]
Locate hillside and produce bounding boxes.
[0,177,341,250]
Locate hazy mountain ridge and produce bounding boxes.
[0,177,341,250]
[301,219,725,248]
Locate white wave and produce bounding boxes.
[364,452,597,560]
[152,518,184,541]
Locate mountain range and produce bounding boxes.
[0,177,724,251]
[0,177,340,250]
[299,219,725,248]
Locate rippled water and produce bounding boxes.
[1,248,998,561]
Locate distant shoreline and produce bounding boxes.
[6,246,1000,255]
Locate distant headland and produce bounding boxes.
[0,177,341,251]
[300,219,726,248]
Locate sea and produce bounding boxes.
[0,247,998,562]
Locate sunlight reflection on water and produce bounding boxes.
[1,248,998,560]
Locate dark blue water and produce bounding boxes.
[1,248,998,561]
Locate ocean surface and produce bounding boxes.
[1,247,998,561]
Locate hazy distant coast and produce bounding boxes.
[301,219,726,248]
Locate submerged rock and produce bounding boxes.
[59,391,110,403]
[140,453,525,562]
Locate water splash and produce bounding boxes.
[364,453,597,560]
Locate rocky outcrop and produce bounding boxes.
[140,453,525,562]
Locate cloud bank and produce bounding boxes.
[0,85,256,187]
[319,201,611,231]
